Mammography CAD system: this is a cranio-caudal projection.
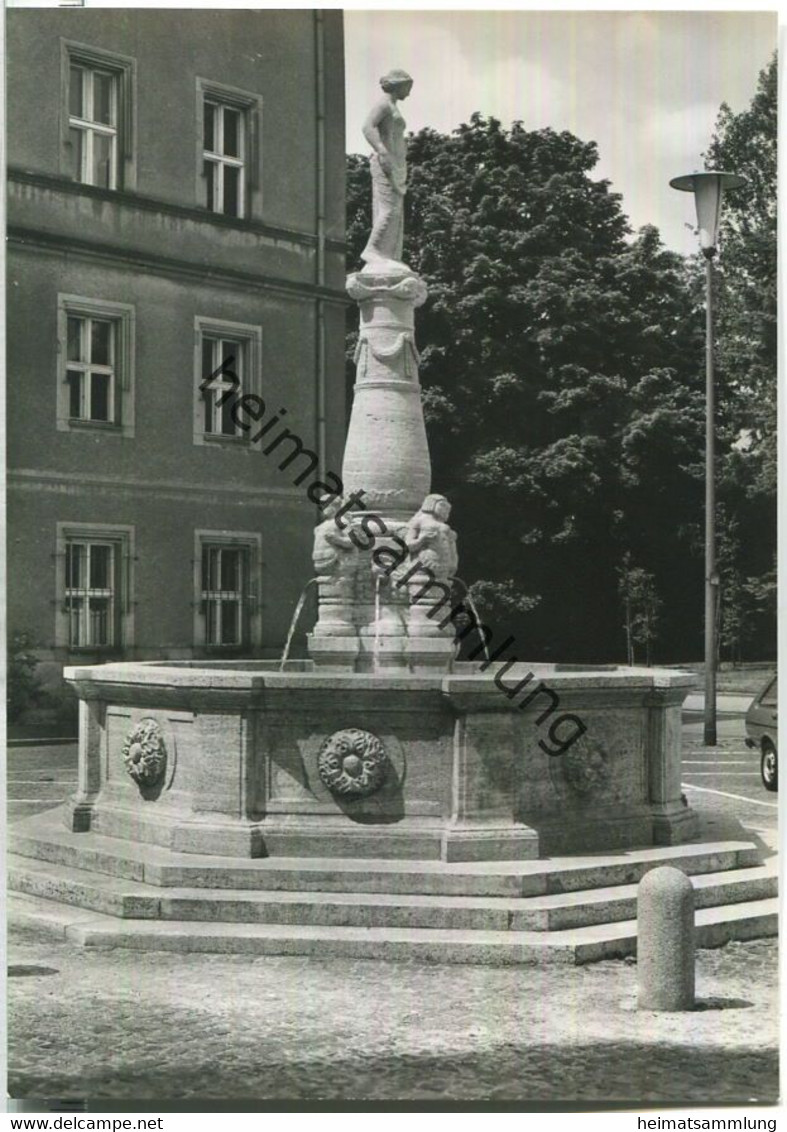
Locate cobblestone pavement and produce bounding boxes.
[8,927,778,1107]
[7,742,78,825]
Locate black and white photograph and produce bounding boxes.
[4,1,779,1114]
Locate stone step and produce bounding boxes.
[516,868,777,931]
[7,854,776,932]
[7,800,63,816]
[567,898,779,964]
[8,890,778,965]
[9,808,762,899]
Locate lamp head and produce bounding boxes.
[669,171,747,257]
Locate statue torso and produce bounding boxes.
[379,101,407,166]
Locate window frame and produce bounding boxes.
[68,62,119,190]
[55,523,135,654]
[65,314,117,424]
[61,40,137,191]
[64,540,119,649]
[760,677,778,707]
[201,333,247,438]
[57,295,136,437]
[203,100,246,218]
[193,315,262,447]
[196,78,263,220]
[193,530,262,652]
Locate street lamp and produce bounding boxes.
[670,170,746,746]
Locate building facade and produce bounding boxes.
[7,9,347,685]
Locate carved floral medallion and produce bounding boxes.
[318,728,389,797]
[122,718,167,789]
[550,733,611,796]
[552,738,611,796]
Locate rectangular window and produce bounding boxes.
[201,545,248,647]
[62,41,136,191]
[57,296,135,436]
[202,99,246,217]
[56,524,135,653]
[67,62,119,188]
[64,540,118,648]
[201,335,245,437]
[193,317,262,447]
[196,79,262,220]
[194,531,262,651]
[66,315,116,422]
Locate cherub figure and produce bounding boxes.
[312,498,358,580]
[312,499,359,633]
[405,494,458,583]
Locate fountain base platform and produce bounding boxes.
[9,660,778,962]
[47,660,701,861]
[9,807,776,963]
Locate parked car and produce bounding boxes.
[745,674,778,792]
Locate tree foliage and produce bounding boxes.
[8,629,40,722]
[346,107,771,661]
[708,55,777,493]
[706,55,777,658]
[617,553,662,667]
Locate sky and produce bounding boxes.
[344,10,777,255]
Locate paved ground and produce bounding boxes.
[681,709,779,854]
[6,929,779,1106]
[7,742,78,825]
[6,714,780,1108]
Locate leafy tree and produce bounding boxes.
[707,54,776,492]
[8,630,40,722]
[715,506,748,665]
[347,116,707,660]
[744,558,777,625]
[706,54,777,658]
[617,553,662,666]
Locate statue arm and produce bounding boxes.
[406,519,435,554]
[447,532,459,576]
[325,526,356,550]
[363,97,393,160]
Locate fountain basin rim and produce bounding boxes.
[63,660,698,694]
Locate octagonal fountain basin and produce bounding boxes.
[63,659,698,861]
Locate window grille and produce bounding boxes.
[64,541,118,648]
[201,545,248,647]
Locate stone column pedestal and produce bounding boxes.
[342,269,430,520]
[310,268,460,673]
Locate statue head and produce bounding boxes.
[421,493,451,521]
[318,495,345,520]
[380,69,413,99]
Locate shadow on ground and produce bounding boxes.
[9,1042,778,1105]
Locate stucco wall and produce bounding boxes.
[7,10,347,680]
[7,8,346,237]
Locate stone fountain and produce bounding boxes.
[8,72,775,961]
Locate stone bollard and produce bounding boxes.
[637,866,695,1011]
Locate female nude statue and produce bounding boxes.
[361,69,413,270]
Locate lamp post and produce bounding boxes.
[669,170,746,746]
